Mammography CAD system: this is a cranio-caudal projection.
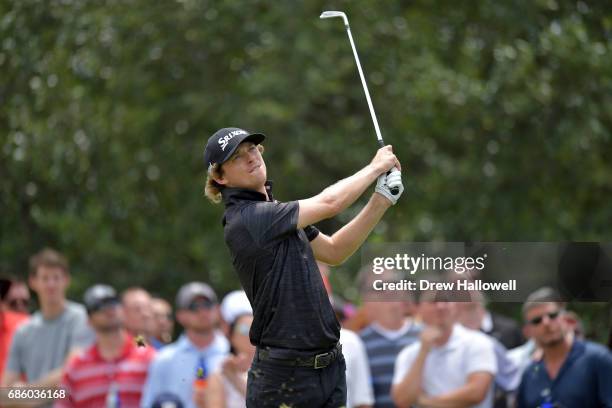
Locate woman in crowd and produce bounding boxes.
[201,313,254,408]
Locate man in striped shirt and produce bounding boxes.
[56,284,155,408]
[360,278,421,408]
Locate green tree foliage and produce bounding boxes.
[1,1,611,332]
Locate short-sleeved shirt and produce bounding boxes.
[221,183,340,351]
[6,301,94,382]
[393,324,497,408]
[140,332,229,408]
[55,332,155,408]
[516,340,612,408]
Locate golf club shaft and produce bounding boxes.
[344,25,384,145]
[344,23,401,195]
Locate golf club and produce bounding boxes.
[320,10,402,195]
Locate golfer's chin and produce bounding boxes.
[248,166,267,185]
[235,171,267,192]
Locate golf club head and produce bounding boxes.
[320,11,348,26]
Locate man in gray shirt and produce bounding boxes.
[1,248,93,406]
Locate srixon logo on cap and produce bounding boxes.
[218,129,247,151]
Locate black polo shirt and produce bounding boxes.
[221,182,340,351]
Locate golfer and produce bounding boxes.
[203,127,403,407]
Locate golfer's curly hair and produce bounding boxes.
[204,144,265,204]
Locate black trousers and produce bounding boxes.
[246,351,347,408]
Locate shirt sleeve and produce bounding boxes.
[465,334,498,376]
[241,201,299,248]
[392,344,419,385]
[491,338,521,391]
[303,225,320,241]
[5,325,24,376]
[342,332,374,407]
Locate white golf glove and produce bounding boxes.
[375,169,404,205]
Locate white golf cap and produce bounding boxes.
[220,290,252,324]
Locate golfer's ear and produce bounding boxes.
[212,173,227,186]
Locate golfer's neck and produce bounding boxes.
[258,185,269,199]
[226,182,268,200]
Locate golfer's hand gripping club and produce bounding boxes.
[377,140,402,196]
[375,170,404,205]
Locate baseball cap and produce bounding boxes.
[203,127,265,170]
[220,290,252,325]
[83,284,120,314]
[175,282,218,310]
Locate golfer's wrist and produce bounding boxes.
[367,163,386,178]
[371,192,393,208]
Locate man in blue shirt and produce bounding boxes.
[516,287,612,408]
[141,282,229,408]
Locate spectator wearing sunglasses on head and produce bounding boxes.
[516,287,612,408]
[0,278,28,385]
[2,278,30,315]
[141,282,229,408]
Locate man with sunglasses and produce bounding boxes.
[56,284,155,408]
[516,287,612,408]
[141,282,229,408]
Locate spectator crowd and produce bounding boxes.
[1,248,611,408]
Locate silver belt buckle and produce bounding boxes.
[314,352,328,369]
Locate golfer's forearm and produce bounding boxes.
[319,164,380,215]
[392,349,428,408]
[326,194,390,264]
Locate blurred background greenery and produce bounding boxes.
[1,1,610,340]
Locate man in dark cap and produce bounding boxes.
[203,127,403,407]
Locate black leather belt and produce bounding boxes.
[257,343,342,369]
